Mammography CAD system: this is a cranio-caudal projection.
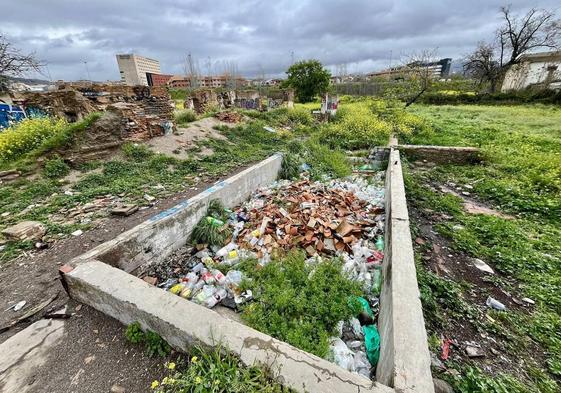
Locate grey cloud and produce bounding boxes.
[1,0,559,81]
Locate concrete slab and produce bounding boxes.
[0,318,65,393]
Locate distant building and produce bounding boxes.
[165,75,248,89]
[367,58,452,80]
[116,54,161,86]
[146,73,173,87]
[502,51,561,92]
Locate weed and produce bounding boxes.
[122,143,154,162]
[42,156,70,179]
[175,109,197,124]
[191,202,232,246]
[239,251,362,357]
[153,345,291,393]
[125,322,171,357]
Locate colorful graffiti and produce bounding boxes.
[0,103,26,129]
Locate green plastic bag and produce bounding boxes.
[363,324,380,367]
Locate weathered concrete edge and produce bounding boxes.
[397,144,481,164]
[376,149,434,393]
[69,154,283,269]
[65,260,395,393]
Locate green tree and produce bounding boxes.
[285,59,331,103]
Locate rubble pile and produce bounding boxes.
[139,173,386,379]
[215,111,242,123]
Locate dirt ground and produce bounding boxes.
[146,117,230,159]
[0,301,174,393]
[407,165,544,381]
[0,164,251,344]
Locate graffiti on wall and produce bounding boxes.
[0,103,27,129]
[235,98,260,110]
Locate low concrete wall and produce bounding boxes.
[66,260,394,393]
[69,154,283,273]
[62,154,395,393]
[377,149,434,393]
[398,144,480,164]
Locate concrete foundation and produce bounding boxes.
[61,152,434,393]
[376,149,434,393]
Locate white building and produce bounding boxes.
[116,54,161,86]
[502,51,561,92]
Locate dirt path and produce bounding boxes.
[0,301,174,393]
[0,165,250,343]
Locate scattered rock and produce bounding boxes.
[111,204,139,217]
[486,296,506,311]
[431,353,446,371]
[71,229,83,237]
[433,378,454,393]
[144,194,156,202]
[1,221,46,241]
[415,237,426,245]
[472,258,495,274]
[110,384,126,393]
[522,297,535,305]
[84,355,96,365]
[465,344,485,358]
[1,212,10,217]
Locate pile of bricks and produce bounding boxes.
[235,180,384,257]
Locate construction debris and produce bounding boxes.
[1,221,46,241]
[215,111,242,123]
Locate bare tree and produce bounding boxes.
[465,7,560,92]
[0,34,43,91]
[464,42,502,91]
[403,48,439,107]
[184,52,199,89]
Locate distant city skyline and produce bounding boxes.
[1,0,559,82]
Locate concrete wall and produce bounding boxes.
[376,148,434,393]
[62,151,433,393]
[70,154,283,273]
[398,144,480,165]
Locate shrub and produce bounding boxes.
[320,102,392,149]
[239,251,362,357]
[122,143,154,162]
[0,117,67,163]
[43,156,70,178]
[125,321,171,357]
[175,109,197,124]
[153,345,290,393]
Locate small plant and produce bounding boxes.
[125,321,145,344]
[279,152,301,180]
[43,156,70,179]
[175,109,197,124]
[191,200,232,246]
[152,345,291,393]
[145,330,171,357]
[122,143,154,162]
[125,322,171,357]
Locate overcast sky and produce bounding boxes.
[1,0,559,81]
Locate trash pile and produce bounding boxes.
[139,173,386,379]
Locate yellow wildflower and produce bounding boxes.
[167,362,176,370]
[151,380,159,389]
[191,356,198,363]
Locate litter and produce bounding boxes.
[473,258,495,274]
[486,296,506,311]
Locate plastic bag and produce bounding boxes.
[329,337,355,372]
[353,350,371,378]
[363,324,380,367]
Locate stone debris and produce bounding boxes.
[1,221,46,241]
[111,204,139,217]
[472,258,495,274]
[215,111,242,123]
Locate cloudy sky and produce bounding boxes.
[1,0,559,81]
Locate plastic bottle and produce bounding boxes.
[212,269,227,286]
[375,237,384,251]
[206,216,224,227]
[202,270,216,285]
[372,267,382,296]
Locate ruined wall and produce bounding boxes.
[185,89,294,113]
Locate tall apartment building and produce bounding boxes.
[116,54,161,86]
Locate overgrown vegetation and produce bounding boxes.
[126,322,171,357]
[404,104,561,392]
[238,251,362,358]
[191,200,232,246]
[175,109,197,124]
[42,156,70,179]
[153,346,291,393]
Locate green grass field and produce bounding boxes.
[404,104,561,392]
